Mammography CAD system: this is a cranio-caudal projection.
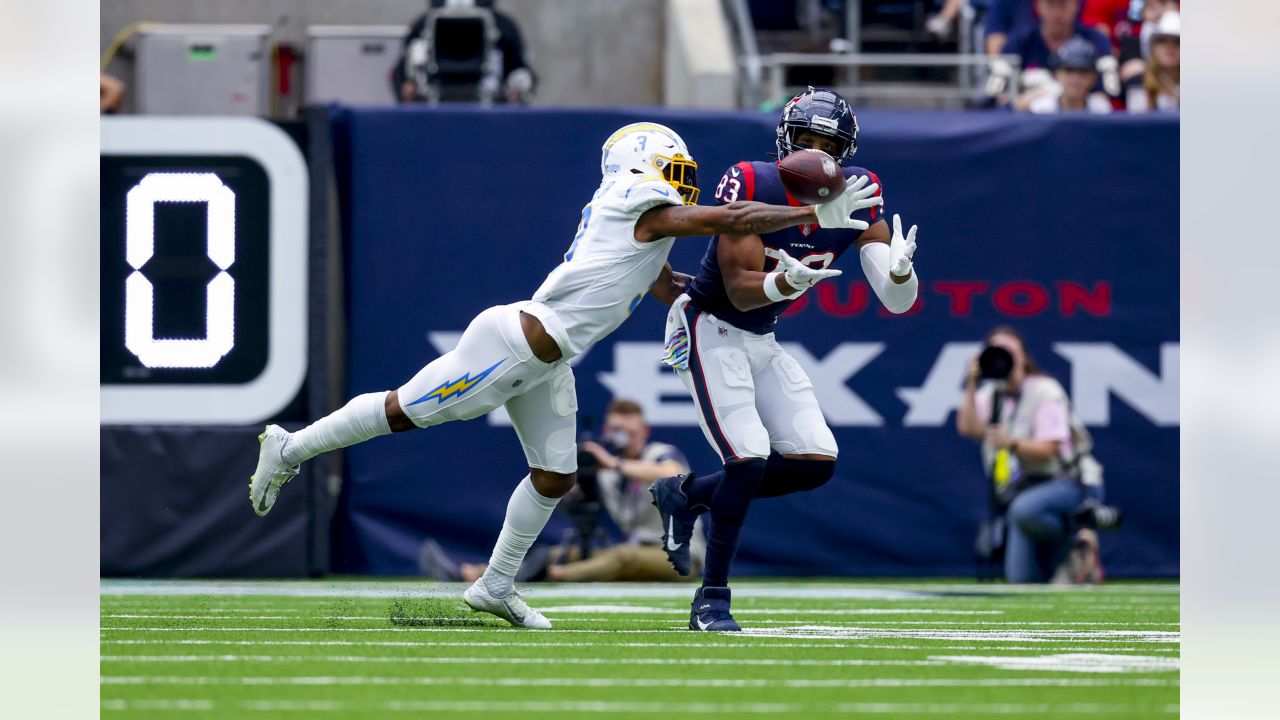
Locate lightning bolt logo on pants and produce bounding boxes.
[407,358,506,406]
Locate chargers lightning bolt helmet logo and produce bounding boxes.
[407,359,505,406]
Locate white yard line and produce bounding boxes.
[101,613,1175,627]
[103,607,1011,617]
[98,581,941,601]
[931,653,1179,673]
[832,702,1178,715]
[101,638,1180,651]
[100,699,1177,714]
[100,675,1177,688]
[100,654,947,667]
[99,625,1180,635]
[100,699,798,714]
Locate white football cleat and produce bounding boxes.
[463,579,552,629]
[249,425,299,517]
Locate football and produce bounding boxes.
[778,148,845,205]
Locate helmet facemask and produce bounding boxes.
[654,153,699,205]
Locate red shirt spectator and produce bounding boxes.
[1080,0,1130,36]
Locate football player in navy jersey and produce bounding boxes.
[651,88,922,631]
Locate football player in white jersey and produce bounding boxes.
[248,122,882,628]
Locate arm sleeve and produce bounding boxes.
[858,240,919,314]
[711,162,755,205]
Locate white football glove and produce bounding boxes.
[814,175,882,230]
[890,214,917,277]
[774,247,841,291]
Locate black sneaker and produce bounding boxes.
[1073,499,1124,530]
[689,586,740,632]
[649,475,700,576]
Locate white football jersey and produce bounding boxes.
[524,174,682,358]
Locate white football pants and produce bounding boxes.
[397,302,578,474]
[665,294,838,463]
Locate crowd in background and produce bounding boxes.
[933,0,1180,113]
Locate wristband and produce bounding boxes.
[763,271,804,303]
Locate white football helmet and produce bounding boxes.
[600,122,700,204]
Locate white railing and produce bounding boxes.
[754,52,1022,108]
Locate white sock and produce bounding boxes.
[281,391,392,466]
[482,475,560,597]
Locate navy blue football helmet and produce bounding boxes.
[775,87,859,164]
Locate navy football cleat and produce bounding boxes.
[689,586,741,632]
[650,474,700,576]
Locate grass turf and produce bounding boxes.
[101,579,1178,719]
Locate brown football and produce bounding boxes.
[777,148,845,205]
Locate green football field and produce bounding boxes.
[100,579,1179,719]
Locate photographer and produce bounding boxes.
[957,326,1112,584]
[556,399,701,581]
[425,399,701,583]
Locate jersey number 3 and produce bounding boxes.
[564,205,593,261]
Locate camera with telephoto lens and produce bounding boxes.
[564,428,630,558]
[978,345,1015,382]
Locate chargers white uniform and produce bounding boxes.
[396,126,688,474]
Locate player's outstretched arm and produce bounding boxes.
[635,201,815,243]
[633,174,882,243]
[856,214,919,314]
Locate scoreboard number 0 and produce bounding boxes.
[126,173,237,369]
[101,117,308,425]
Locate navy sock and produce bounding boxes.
[701,457,767,588]
[681,470,722,510]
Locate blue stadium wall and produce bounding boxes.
[332,106,1179,578]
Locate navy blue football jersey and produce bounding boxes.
[686,160,886,334]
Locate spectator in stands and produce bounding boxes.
[1002,0,1111,72]
[1024,36,1113,113]
[392,0,535,104]
[984,0,1038,56]
[1126,9,1179,112]
[925,0,968,39]
[956,326,1109,584]
[1079,0,1130,39]
[100,73,125,113]
[420,400,702,583]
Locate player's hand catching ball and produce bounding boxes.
[775,247,841,290]
[814,175,882,230]
[890,214,917,278]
